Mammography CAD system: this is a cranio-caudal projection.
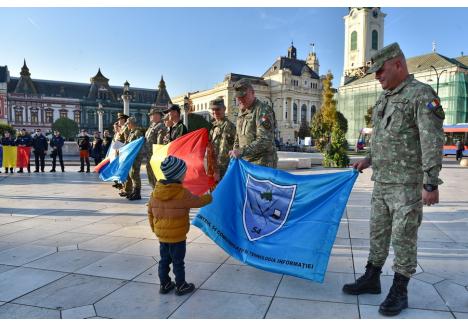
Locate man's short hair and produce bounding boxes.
[234,78,254,97]
[210,97,225,109]
[168,104,181,115]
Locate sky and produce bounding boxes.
[1,6,467,97]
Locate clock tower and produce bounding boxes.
[342,7,385,84]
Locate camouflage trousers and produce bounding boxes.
[124,158,142,193]
[248,152,278,168]
[368,182,423,278]
[146,155,156,189]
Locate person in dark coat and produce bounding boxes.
[77,129,91,173]
[90,131,103,166]
[1,131,16,173]
[32,128,48,173]
[15,129,33,173]
[50,130,65,172]
[102,129,112,158]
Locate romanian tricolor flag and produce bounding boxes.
[17,147,31,168]
[150,128,215,195]
[1,146,17,168]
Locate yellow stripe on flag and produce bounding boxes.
[3,146,17,168]
[150,143,169,181]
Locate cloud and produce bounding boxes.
[27,17,40,30]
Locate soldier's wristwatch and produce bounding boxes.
[423,184,438,192]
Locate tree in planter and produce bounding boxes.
[310,72,350,167]
[51,117,79,140]
[0,123,16,137]
[297,120,311,140]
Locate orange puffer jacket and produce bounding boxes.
[148,181,212,243]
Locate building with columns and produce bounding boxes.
[3,61,172,133]
[337,7,468,145]
[173,43,323,144]
[0,66,9,124]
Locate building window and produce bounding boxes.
[31,109,39,124]
[301,104,307,122]
[15,109,23,123]
[60,110,68,119]
[351,31,357,51]
[311,105,316,119]
[74,111,81,124]
[372,30,378,50]
[293,103,298,124]
[45,110,54,123]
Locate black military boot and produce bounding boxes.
[343,262,382,295]
[128,188,141,201]
[379,273,409,316]
[119,191,129,197]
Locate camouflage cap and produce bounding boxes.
[117,112,129,120]
[148,107,163,116]
[127,116,137,124]
[210,97,225,109]
[367,42,404,74]
[233,78,253,97]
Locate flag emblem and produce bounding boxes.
[243,175,296,241]
[426,98,440,110]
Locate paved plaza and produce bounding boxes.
[0,159,467,319]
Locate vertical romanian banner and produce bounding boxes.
[2,146,17,168]
[16,147,31,168]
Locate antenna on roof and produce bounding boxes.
[432,40,436,53]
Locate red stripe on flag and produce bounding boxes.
[16,147,31,168]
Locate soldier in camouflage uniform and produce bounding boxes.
[229,78,278,167]
[167,104,187,142]
[145,108,167,188]
[209,97,236,180]
[342,43,444,317]
[116,112,130,143]
[121,117,144,201]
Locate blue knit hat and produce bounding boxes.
[161,155,187,181]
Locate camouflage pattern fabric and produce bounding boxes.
[233,98,278,168]
[124,128,144,192]
[210,117,236,178]
[368,182,422,278]
[169,121,187,142]
[145,121,166,188]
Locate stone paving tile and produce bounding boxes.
[191,233,215,244]
[328,247,354,273]
[61,304,97,319]
[32,232,100,247]
[107,225,155,239]
[98,216,147,226]
[185,243,229,264]
[0,241,17,253]
[201,264,282,296]
[265,297,359,318]
[0,244,56,266]
[13,274,126,310]
[434,280,468,313]
[0,264,17,274]
[0,216,29,225]
[95,281,186,318]
[0,267,66,302]
[418,255,468,286]
[134,261,221,286]
[0,227,65,245]
[118,239,159,257]
[276,272,357,304]
[186,227,203,242]
[79,235,142,253]
[224,256,246,266]
[0,303,61,319]
[24,249,110,273]
[351,249,423,276]
[413,272,446,285]
[73,223,125,235]
[348,219,370,239]
[170,289,271,319]
[76,253,156,280]
[0,223,31,237]
[359,304,453,319]
[454,312,468,319]
[358,275,448,311]
[0,301,4,306]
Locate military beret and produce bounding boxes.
[234,78,253,97]
[148,107,163,116]
[367,42,404,74]
[210,97,225,109]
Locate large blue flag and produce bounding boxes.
[192,159,358,283]
[99,137,144,183]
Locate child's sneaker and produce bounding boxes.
[159,281,175,294]
[175,282,195,296]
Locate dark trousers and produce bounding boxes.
[456,150,463,161]
[52,149,65,171]
[80,157,90,171]
[34,151,46,171]
[94,156,102,166]
[158,241,186,286]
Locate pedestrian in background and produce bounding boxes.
[91,131,103,166]
[50,130,65,172]
[77,129,91,173]
[32,129,48,173]
[15,129,32,173]
[343,43,444,316]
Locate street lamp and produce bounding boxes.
[427,65,447,95]
[97,102,104,134]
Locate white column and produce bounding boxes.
[290,99,294,122]
[298,100,302,124]
[122,97,130,116]
[283,98,287,121]
[97,111,104,134]
[306,100,311,122]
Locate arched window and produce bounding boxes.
[311,105,316,119]
[350,31,357,51]
[301,104,307,122]
[372,30,378,50]
[293,103,298,124]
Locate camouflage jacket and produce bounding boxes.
[210,117,236,172]
[117,123,130,143]
[126,128,144,159]
[368,75,444,185]
[169,121,188,142]
[144,121,166,156]
[233,98,278,167]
